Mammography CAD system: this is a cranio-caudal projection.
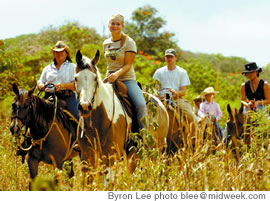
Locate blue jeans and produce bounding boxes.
[44,92,80,120]
[244,103,264,112]
[122,80,146,129]
[216,122,223,138]
[65,93,80,120]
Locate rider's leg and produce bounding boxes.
[65,93,80,120]
[122,80,146,130]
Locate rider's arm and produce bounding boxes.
[240,83,246,101]
[37,65,48,91]
[54,82,75,91]
[37,83,45,91]
[257,81,270,105]
[169,86,187,98]
[198,103,206,118]
[216,103,222,121]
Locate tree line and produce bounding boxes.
[1,5,270,125]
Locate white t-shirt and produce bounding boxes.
[153,65,191,97]
[103,35,137,81]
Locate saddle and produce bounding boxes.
[45,94,67,109]
[112,80,135,118]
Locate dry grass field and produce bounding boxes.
[1,115,270,191]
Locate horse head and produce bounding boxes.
[226,103,245,139]
[10,83,35,135]
[75,50,100,114]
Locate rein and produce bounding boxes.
[15,96,70,151]
[31,97,59,149]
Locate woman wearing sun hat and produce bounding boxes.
[37,41,79,120]
[241,62,270,111]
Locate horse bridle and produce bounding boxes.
[76,70,99,113]
[76,69,117,139]
[11,99,33,135]
[11,98,34,151]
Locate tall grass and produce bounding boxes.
[0,114,270,191]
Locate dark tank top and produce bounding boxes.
[245,79,265,101]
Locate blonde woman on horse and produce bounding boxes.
[37,41,79,120]
[241,62,270,112]
[103,14,146,130]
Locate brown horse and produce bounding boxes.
[226,103,250,160]
[164,97,222,154]
[10,83,78,180]
[74,50,169,172]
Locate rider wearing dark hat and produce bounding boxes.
[241,62,270,111]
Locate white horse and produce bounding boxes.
[74,50,169,171]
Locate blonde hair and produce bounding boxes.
[108,14,125,26]
[108,14,127,47]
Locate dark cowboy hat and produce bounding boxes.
[242,62,262,74]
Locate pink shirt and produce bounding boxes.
[198,101,222,120]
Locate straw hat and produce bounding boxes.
[52,41,71,57]
[201,87,219,97]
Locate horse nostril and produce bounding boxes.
[10,125,19,135]
[10,126,14,133]
[78,104,83,111]
[79,103,90,111]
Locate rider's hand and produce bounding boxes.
[169,88,177,96]
[247,100,256,110]
[37,83,45,91]
[107,73,118,83]
[54,83,62,91]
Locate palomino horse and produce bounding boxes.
[162,97,198,153]
[10,83,78,180]
[74,50,169,171]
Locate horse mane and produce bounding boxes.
[30,95,76,137]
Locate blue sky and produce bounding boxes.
[1,0,270,66]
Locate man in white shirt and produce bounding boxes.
[153,48,196,122]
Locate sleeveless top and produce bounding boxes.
[245,79,265,101]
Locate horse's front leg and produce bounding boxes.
[27,155,39,179]
[27,155,39,190]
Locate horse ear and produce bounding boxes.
[227,104,233,120]
[12,83,19,96]
[28,84,36,97]
[239,103,244,114]
[76,50,83,65]
[91,50,100,67]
